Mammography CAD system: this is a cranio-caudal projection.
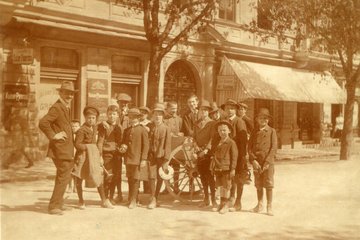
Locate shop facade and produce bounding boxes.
[0,0,355,154]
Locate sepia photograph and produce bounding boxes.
[0,0,359,239]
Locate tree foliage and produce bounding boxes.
[115,0,216,104]
[250,0,360,159]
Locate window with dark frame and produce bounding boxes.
[112,55,141,75]
[41,47,79,69]
[219,0,235,21]
[257,0,273,30]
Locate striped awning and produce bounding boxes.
[221,57,347,104]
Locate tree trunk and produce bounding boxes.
[340,79,356,160]
[147,45,162,107]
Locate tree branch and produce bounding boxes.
[159,0,215,58]
[143,0,152,41]
[158,4,178,42]
[150,0,160,43]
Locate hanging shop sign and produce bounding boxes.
[4,83,30,107]
[12,48,34,65]
[87,79,109,120]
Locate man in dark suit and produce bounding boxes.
[39,81,78,215]
[181,94,199,137]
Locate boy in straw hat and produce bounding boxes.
[248,108,277,216]
[211,120,238,214]
[120,108,149,209]
[39,81,78,215]
[148,103,172,209]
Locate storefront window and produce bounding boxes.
[41,47,78,69]
[219,0,235,21]
[112,55,141,75]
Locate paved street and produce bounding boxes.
[1,155,360,240]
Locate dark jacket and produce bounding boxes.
[122,124,149,165]
[164,114,183,135]
[97,122,123,155]
[213,137,238,171]
[149,122,172,161]
[194,118,216,150]
[248,125,277,166]
[39,100,74,160]
[182,110,198,137]
[228,116,248,171]
[74,124,97,160]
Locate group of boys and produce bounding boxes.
[39,81,277,216]
[177,96,277,215]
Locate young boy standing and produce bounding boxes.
[120,108,149,209]
[248,108,277,216]
[73,106,114,209]
[97,105,123,204]
[148,103,172,209]
[211,121,238,214]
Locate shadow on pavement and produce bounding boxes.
[147,219,360,240]
[0,201,48,215]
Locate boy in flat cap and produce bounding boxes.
[120,108,149,209]
[248,108,277,216]
[148,103,172,209]
[73,106,114,209]
[211,120,238,214]
[221,99,248,211]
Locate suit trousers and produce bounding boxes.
[49,158,74,210]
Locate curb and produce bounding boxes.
[276,153,339,161]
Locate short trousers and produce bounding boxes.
[254,164,274,189]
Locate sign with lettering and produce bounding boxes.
[4,83,29,107]
[12,48,34,65]
[217,75,235,90]
[38,81,61,118]
[87,79,109,120]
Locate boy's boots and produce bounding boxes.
[252,201,263,213]
[267,204,273,216]
[266,188,273,216]
[219,198,229,214]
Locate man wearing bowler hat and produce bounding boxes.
[39,81,78,215]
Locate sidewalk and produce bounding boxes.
[0,146,344,184]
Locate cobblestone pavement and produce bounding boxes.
[1,154,360,240]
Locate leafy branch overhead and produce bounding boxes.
[115,0,216,58]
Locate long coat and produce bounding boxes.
[182,110,198,137]
[248,125,277,166]
[122,124,149,165]
[149,122,172,161]
[194,118,216,150]
[228,116,248,171]
[39,100,74,160]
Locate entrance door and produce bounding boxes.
[164,61,197,115]
[297,102,314,141]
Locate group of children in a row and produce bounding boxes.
[70,93,277,216]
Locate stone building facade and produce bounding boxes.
[0,0,356,156]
